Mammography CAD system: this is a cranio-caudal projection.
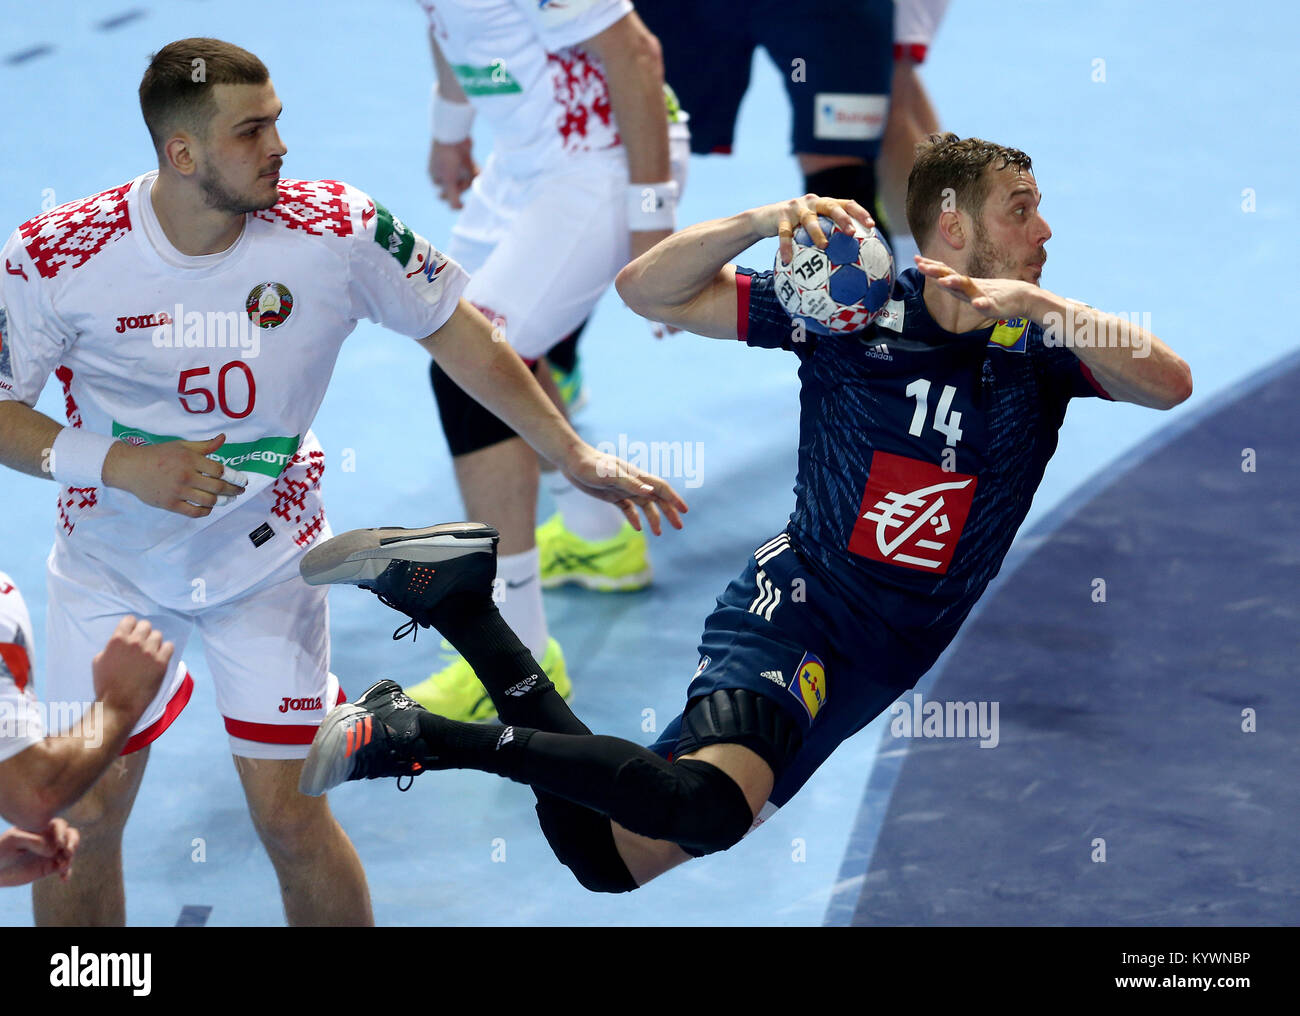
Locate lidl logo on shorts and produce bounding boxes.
[791,651,827,721]
[245,282,293,329]
[988,317,1028,352]
[813,93,888,141]
[111,424,301,479]
[692,656,711,680]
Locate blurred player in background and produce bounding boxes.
[296,136,1191,893]
[413,0,689,722]
[0,573,170,887]
[636,0,891,234]
[879,0,950,269]
[0,37,682,924]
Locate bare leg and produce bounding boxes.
[234,755,372,926]
[879,60,941,234]
[452,437,540,557]
[33,747,149,926]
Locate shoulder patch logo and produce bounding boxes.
[245,282,294,329]
[372,200,415,266]
[988,317,1028,352]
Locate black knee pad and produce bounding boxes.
[676,688,803,783]
[535,795,639,894]
[803,161,889,245]
[429,360,519,457]
[611,756,755,857]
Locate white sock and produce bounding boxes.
[495,547,549,660]
[547,473,626,542]
[892,232,920,274]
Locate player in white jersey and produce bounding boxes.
[0,573,171,887]
[0,38,685,925]
[412,0,687,721]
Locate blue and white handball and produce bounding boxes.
[773,215,894,335]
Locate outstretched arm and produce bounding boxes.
[616,194,875,337]
[915,256,1193,409]
[419,300,687,533]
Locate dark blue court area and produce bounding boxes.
[831,353,1300,926]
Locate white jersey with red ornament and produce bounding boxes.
[895,0,950,62]
[0,173,467,611]
[419,0,633,176]
[0,573,43,764]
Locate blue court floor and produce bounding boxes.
[0,0,1295,926]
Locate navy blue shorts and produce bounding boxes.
[648,533,902,808]
[639,0,893,158]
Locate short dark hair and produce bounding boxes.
[139,38,269,150]
[905,133,1033,246]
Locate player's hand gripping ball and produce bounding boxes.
[773,215,895,335]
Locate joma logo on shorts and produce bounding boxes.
[278,695,323,713]
[115,312,173,333]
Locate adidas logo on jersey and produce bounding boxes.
[863,341,892,361]
[761,670,785,687]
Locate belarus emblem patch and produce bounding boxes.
[246,282,294,329]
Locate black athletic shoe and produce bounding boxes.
[299,679,432,796]
[299,522,499,640]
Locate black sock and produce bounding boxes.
[421,592,630,878]
[415,715,657,813]
[424,592,589,735]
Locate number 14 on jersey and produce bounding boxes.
[905,378,964,447]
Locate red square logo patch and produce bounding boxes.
[848,451,978,574]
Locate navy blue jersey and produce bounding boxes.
[735,266,1111,689]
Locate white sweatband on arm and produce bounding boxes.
[431,84,475,144]
[50,428,118,487]
[627,181,678,231]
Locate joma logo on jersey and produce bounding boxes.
[278,695,323,713]
[848,451,978,574]
[115,312,173,333]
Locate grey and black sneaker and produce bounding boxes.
[299,522,499,640]
[299,679,431,796]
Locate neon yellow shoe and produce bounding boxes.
[536,513,653,591]
[403,636,570,723]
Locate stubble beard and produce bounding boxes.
[197,165,276,215]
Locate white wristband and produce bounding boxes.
[50,428,118,487]
[431,84,475,144]
[627,181,678,231]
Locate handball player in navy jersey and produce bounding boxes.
[295,133,1192,894]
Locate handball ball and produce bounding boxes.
[773,215,895,335]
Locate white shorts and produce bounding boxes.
[44,539,341,761]
[453,131,690,361]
